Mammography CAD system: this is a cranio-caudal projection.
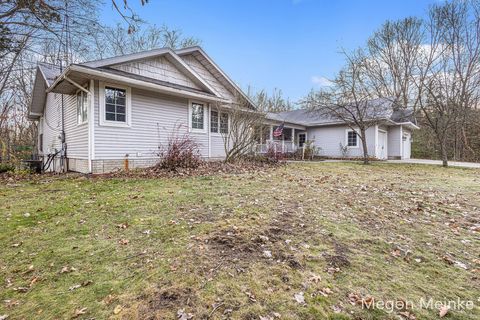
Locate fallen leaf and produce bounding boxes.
[399,311,416,319]
[118,239,129,245]
[113,305,122,315]
[294,292,305,304]
[177,308,193,320]
[72,307,87,318]
[439,305,450,317]
[13,287,28,293]
[69,284,81,291]
[308,274,321,283]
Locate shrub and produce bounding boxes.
[265,143,285,163]
[0,163,15,173]
[157,130,202,171]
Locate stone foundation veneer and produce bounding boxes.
[91,158,160,174]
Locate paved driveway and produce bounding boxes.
[387,158,480,169]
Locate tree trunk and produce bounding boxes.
[360,127,369,165]
[439,138,448,167]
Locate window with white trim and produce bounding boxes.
[76,90,88,124]
[105,86,126,122]
[347,130,358,147]
[210,110,219,133]
[210,109,229,134]
[220,113,228,134]
[191,102,204,130]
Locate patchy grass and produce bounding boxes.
[0,162,479,320]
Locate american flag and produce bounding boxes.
[273,123,284,137]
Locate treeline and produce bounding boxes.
[301,0,480,165]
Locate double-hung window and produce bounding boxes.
[105,87,127,122]
[210,109,228,134]
[210,110,219,133]
[191,102,205,131]
[76,90,88,125]
[347,130,358,147]
[100,83,131,127]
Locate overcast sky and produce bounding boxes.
[100,0,440,102]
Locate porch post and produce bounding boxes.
[270,125,273,141]
[292,128,295,151]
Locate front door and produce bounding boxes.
[298,133,306,147]
[377,131,387,159]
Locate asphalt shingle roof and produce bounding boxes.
[267,98,416,126]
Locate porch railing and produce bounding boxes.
[255,140,297,154]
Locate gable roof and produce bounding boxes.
[81,48,219,97]
[267,98,418,127]
[175,46,256,109]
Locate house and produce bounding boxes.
[263,101,418,160]
[29,46,255,173]
[29,46,418,174]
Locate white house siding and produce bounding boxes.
[111,56,202,90]
[39,92,89,172]
[40,93,62,155]
[180,54,235,100]
[92,83,221,173]
[387,126,402,159]
[306,125,376,158]
[211,135,226,158]
[64,93,89,160]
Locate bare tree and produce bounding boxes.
[361,1,480,166]
[302,52,385,164]
[215,96,265,162]
[248,87,293,112]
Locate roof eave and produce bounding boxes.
[176,47,258,110]
[47,65,230,103]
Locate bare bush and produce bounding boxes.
[157,128,202,171]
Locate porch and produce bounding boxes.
[255,124,307,154]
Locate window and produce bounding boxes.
[191,102,204,130]
[298,133,306,147]
[347,130,358,147]
[210,110,219,133]
[105,86,126,122]
[76,90,88,124]
[220,113,228,134]
[210,109,228,134]
[39,134,43,152]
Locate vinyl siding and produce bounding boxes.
[93,83,216,160]
[64,92,89,159]
[40,93,62,155]
[387,126,402,159]
[181,54,235,100]
[307,125,376,158]
[111,56,202,90]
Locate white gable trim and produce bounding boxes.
[176,47,257,109]
[82,49,220,98]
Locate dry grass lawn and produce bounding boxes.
[0,162,479,319]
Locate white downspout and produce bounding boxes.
[88,80,95,173]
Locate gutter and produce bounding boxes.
[47,65,230,104]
